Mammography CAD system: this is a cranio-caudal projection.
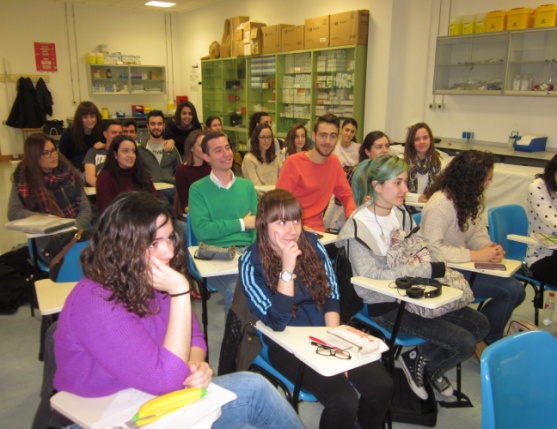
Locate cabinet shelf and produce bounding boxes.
[88,64,166,95]
[434,28,557,96]
[202,45,367,141]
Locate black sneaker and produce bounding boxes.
[399,348,428,400]
[428,373,454,397]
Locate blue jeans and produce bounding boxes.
[459,270,526,344]
[370,306,489,379]
[209,274,238,318]
[212,372,305,429]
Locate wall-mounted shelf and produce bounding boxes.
[88,64,166,95]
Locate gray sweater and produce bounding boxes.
[137,143,181,184]
[421,191,491,263]
[336,204,445,304]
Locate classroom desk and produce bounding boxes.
[51,382,235,429]
[447,259,522,279]
[85,182,175,196]
[255,322,386,406]
[34,279,76,315]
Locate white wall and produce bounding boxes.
[1,0,556,157]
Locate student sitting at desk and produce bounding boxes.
[53,192,304,429]
[95,135,158,213]
[421,150,525,356]
[240,189,393,429]
[526,153,557,286]
[8,133,92,263]
[336,155,489,400]
[241,123,281,187]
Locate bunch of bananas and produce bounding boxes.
[129,387,206,427]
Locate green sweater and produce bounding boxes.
[189,176,257,247]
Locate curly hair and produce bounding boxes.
[256,189,332,315]
[424,150,494,232]
[537,153,557,195]
[71,101,103,151]
[249,123,276,164]
[284,123,309,157]
[102,135,153,193]
[403,122,441,168]
[80,192,186,317]
[14,133,83,216]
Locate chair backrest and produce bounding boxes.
[411,212,422,226]
[480,330,557,429]
[186,215,202,281]
[487,204,529,261]
[56,240,90,282]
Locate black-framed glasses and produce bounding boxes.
[41,148,59,158]
[315,345,351,360]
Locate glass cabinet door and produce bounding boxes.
[507,29,557,95]
[89,65,129,94]
[434,34,507,94]
[201,60,224,121]
[221,58,248,149]
[248,56,277,129]
[277,52,312,136]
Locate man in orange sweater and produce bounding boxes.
[277,113,356,232]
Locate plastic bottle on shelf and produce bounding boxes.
[542,291,556,328]
[106,68,112,79]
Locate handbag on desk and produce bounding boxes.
[386,229,474,318]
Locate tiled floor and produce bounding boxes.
[0,160,554,428]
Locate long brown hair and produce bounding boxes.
[81,192,186,316]
[71,101,103,151]
[249,123,276,164]
[284,123,309,156]
[256,189,331,312]
[14,133,83,217]
[403,122,441,168]
[183,130,206,165]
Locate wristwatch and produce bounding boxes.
[279,270,294,282]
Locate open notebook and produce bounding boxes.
[5,215,76,234]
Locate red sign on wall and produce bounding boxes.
[34,42,57,72]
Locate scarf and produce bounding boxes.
[408,155,440,194]
[14,162,81,219]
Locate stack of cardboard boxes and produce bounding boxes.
[220,9,369,58]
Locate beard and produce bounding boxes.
[149,128,163,139]
[314,143,333,158]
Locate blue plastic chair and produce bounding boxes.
[249,330,317,412]
[480,330,557,429]
[185,215,217,294]
[488,204,557,325]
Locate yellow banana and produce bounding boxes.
[131,387,206,426]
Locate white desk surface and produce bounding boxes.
[351,276,463,309]
[187,246,240,278]
[404,200,425,208]
[188,233,337,278]
[435,139,555,161]
[25,226,77,239]
[253,184,275,193]
[35,279,77,315]
[85,182,174,196]
[447,258,522,278]
[51,383,234,429]
[255,322,386,377]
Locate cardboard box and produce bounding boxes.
[242,22,266,44]
[330,10,369,46]
[507,7,534,30]
[262,24,294,54]
[233,28,244,42]
[534,4,557,27]
[281,25,305,52]
[485,10,506,32]
[231,16,249,33]
[220,40,231,58]
[305,15,330,49]
[232,40,245,57]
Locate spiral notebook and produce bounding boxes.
[5,215,76,234]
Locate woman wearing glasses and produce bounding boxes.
[240,189,393,429]
[8,133,92,262]
[241,123,281,186]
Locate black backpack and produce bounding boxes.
[0,246,34,314]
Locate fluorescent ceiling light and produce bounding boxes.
[145,1,176,7]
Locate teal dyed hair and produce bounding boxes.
[351,155,408,205]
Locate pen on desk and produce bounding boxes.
[309,336,343,350]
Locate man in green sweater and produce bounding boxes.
[189,131,258,316]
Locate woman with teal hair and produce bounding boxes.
[337,155,488,401]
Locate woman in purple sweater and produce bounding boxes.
[53,192,304,428]
[174,130,211,217]
[96,135,158,213]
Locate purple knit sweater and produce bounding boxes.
[54,277,206,397]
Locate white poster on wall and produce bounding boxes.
[190,63,200,92]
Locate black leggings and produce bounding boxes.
[269,344,393,429]
[531,252,557,286]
